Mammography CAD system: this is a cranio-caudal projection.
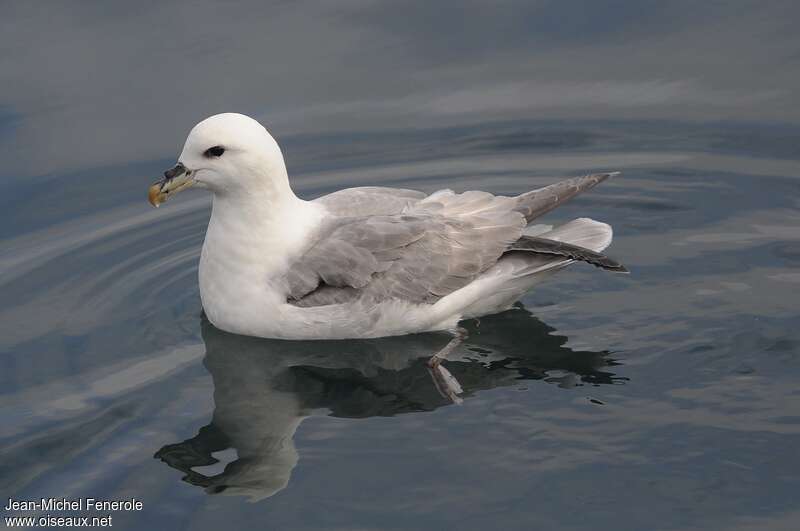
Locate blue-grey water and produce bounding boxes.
[2,2,800,530]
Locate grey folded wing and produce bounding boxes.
[314,173,616,221]
[287,191,528,307]
[289,174,621,307]
[313,186,426,217]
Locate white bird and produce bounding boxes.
[149,113,626,348]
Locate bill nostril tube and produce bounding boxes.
[164,163,186,180]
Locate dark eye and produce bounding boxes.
[203,145,225,158]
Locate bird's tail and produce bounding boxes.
[508,217,623,278]
[537,217,614,253]
[453,217,624,319]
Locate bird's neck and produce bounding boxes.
[203,182,323,268]
[211,185,303,233]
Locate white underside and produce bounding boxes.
[200,216,613,340]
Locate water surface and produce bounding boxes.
[2,2,800,530]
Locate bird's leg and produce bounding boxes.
[427,327,467,404]
[427,326,467,368]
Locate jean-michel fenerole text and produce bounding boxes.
[5,497,143,512]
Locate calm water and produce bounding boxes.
[2,3,800,530]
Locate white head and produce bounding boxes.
[149,113,294,206]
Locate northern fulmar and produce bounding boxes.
[148,113,627,368]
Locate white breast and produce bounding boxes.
[198,194,326,337]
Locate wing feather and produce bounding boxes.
[313,187,425,217]
[287,173,620,307]
[287,191,526,306]
[509,236,628,273]
[513,172,617,223]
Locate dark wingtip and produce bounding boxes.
[600,262,629,274]
[596,171,621,178]
[595,255,629,274]
[592,171,621,183]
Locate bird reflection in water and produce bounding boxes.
[155,305,625,500]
